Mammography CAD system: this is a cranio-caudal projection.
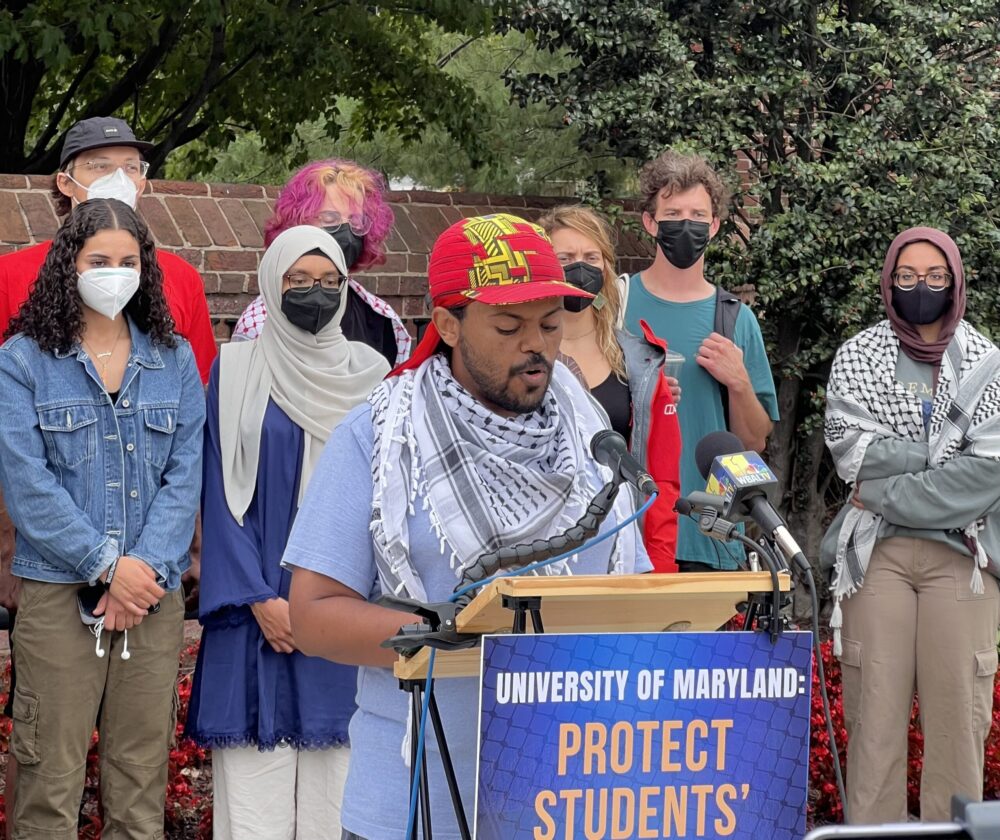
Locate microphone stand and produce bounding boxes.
[688,505,786,643]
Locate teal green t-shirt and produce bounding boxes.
[625,274,780,568]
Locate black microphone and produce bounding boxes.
[590,430,658,497]
[695,431,810,575]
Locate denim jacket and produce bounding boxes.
[0,319,205,590]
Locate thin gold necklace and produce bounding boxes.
[82,322,128,384]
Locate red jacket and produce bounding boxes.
[0,241,216,383]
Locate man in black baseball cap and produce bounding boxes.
[53,116,155,215]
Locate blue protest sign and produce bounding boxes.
[476,631,812,840]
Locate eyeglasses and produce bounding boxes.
[283,272,344,290]
[314,210,371,236]
[70,158,150,178]
[891,271,953,292]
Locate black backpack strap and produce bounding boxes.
[713,286,742,429]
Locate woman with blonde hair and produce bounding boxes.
[539,204,681,570]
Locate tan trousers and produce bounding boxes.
[10,581,184,840]
[839,537,1000,824]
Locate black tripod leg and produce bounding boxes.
[408,686,421,840]
[412,683,433,839]
[429,691,472,840]
[512,608,526,634]
[529,609,544,634]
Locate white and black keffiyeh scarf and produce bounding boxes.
[825,319,1000,653]
[368,354,637,602]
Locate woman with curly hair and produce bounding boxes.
[0,199,204,838]
[539,204,682,571]
[232,158,411,365]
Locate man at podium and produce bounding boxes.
[283,213,652,840]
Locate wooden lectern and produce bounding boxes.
[394,570,792,680]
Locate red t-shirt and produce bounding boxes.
[0,241,217,383]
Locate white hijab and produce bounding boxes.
[219,225,390,523]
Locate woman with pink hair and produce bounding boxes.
[232,159,410,364]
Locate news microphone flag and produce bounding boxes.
[705,451,779,514]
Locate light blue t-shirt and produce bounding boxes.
[283,401,651,840]
[625,276,780,569]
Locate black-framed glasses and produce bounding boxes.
[891,270,953,292]
[314,210,371,236]
[283,271,344,290]
[71,158,150,178]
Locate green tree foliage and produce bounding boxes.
[0,0,495,175]
[168,30,634,196]
[506,0,1000,567]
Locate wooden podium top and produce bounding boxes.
[394,570,790,680]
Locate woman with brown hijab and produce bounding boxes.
[824,227,1000,822]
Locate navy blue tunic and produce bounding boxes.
[186,360,356,750]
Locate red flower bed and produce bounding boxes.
[0,636,998,835]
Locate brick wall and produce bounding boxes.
[0,176,656,341]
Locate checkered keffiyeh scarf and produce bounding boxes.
[368,354,635,602]
[825,319,1000,652]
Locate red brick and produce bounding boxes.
[264,185,281,199]
[213,319,233,340]
[0,193,30,243]
[206,250,257,271]
[218,272,247,293]
[389,209,424,251]
[399,276,428,296]
[407,254,428,275]
[205,293,256,316]
[456,191,491,206]
[438,205,463,225]
[247,272,259,295]
[385,191,412,204]
[161,248,205,269]
[380,252,407,274]
[191,199,237,246]
[407,205,449,246]
[487,193,527,208]
[27,174,55,190]
[201,272,221,293]
[18,193,60,239]
[210,182,264,199]
[0,175,28,189]
[149,180,209,196]
[373,277,400,296]
[384,228,407,254]
[0,245,14,256]
[403,190,452,205]
[219,199,263,247]
[243,200,274,239]
[163,197,211,247]
[402,296,427,318]
[138,196,183,246]
[453,205,481,219]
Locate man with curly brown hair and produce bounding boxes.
[624,149,779,573]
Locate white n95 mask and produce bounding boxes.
[69,167,139,209]
[77,267,141,320]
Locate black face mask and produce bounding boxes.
[281,284,343,334]
[655,219,711,269]
[322,225,365,271]
[892,284,952,326]
[562,262,604,313]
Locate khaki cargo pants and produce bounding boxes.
[839,537,1000,824]
[10,580,184,840]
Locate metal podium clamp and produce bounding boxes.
[693,506,788,642]
[378,595,480,657]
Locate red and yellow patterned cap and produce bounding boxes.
[389,213,592,376]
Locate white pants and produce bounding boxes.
[212,745,350,840]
